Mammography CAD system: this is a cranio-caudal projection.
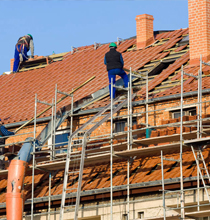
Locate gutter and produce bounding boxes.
[4,116,51,129]
[133,89,206,106]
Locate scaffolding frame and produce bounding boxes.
[160,54,210,220]
[2,55,210,220]
[22,60,210,219]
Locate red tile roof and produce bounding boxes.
[0,40,135,124]
[0,28,192,124]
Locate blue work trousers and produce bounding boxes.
[108,68,129,99]
[13,45,28,72]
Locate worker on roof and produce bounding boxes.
[13,34,34,72]
[104,42,129,99]
[0,119,14,169]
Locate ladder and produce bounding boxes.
[59,94,136,220]
[191,145,210,202]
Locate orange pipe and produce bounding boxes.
[6,193,24,220]
[6,160,28,220]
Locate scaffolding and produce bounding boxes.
[160,54,210,220]
[1,54,210,220]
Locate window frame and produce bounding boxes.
[137,211,144,219]
[48,129,70,154]
[170,107,197,119]
[113,118,137,134]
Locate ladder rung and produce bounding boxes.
[68,155,82,160]
[89,121,98,124]
[63,204,76,208]
[67,154,78,159]
[200,167,207,170]
[65,188,77,191]
[163,157,180,162]
[114,86,128,91]
[68,150,81,154]
[68,171,80,174]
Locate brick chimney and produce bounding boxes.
[135,14,154,49]
[189,0,210,65]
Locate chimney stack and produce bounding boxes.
[189,0,210,65]
[135,14,154,49]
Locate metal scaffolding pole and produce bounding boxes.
[146,71,149,128]
[127,68,131,220]
[127,85,130,220]
[110,78,113,220]
[180,66,185,219]
[197,54,203,210]
[197,60,201,139]
[53,85,57,159]
[127,157,130,220]
[161,150,166,220]
[31,94,37,220]
[48,98,54,220]
[127,81,130,151]
[48,172,52,220]
[71,89,74,135]
[199,54,203,138]
[129,67,133,146]
[197,153,200,211]
[50,99,54,160]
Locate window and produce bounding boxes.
[114,120,126,133]
[48,130,70,154]
[122,214,128,220]
[171,107,196,119]
[138,211,144,219]
[55,132,69,153]
[114,119,137,133]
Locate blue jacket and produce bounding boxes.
[0,125,14,145]
[0,126,14,136]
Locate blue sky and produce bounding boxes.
[0,0,188,74]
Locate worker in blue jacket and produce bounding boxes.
[13,34,34,72]
[104,42,129,99]
[0,119,14,169]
